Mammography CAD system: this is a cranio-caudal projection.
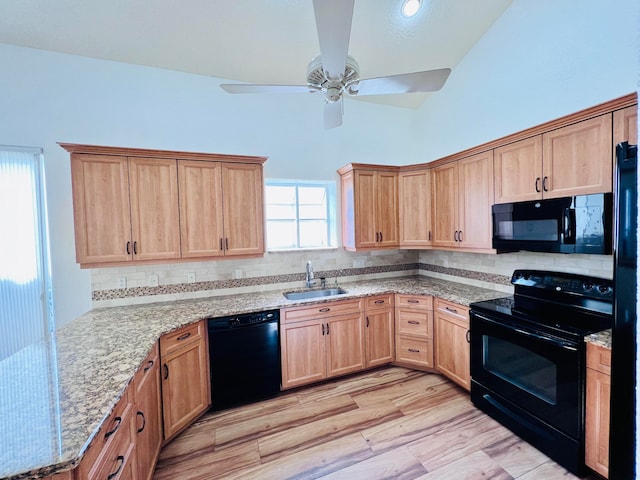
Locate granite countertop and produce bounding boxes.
[0,276,504,480]
[585,329,612,349]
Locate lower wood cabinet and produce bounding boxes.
[364,295,395,368]
[394,294,434,370]
[159,321,211,443]
[434,298,470,391]
[585,342,611,478]
[280,299,365,389]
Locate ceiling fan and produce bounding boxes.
[219,0,451,129]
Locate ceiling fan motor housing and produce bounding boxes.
[307,54,360,101]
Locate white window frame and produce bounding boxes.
[265,179,337,251]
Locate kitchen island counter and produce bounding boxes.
[0,275,503,480]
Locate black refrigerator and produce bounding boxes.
[609,141,638,479]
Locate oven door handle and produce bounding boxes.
[472,312,578,351]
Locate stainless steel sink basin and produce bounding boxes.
[283,288,347,300]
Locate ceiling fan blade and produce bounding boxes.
[324,99,343,129]
[313,0,354,80]
[220,83,312,94]
[355,68,452,96]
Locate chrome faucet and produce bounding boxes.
[305,261,316,288]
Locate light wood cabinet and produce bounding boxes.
[434,298,470,391]
[178,161,265,258]
[159,321,211,443]
[494,136,543,203]
[585,343,611,478]
[339,165,398,250]
[398,168,432,247]
[134,343,163,480]
[364,295,395,368]
[281,299,364,389]
[432,151,494,251]
[394,294,434,370]
[614,105,638,146]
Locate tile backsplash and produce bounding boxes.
[91,248,614,308]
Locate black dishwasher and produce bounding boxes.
[207,310,281,411]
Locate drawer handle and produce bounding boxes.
[163,363,169,380]
[107,456,125,480]
[137,411,146,433]
[143,359,154,373]
[408,348,421,353]
[408,321,420,325]
[177,332,192,341]
[104,416,122,439]
[408,299,420,304]
[466,330,471,343]
[445,307,458,314]
[319,308,331,313]
[374,299,385,304]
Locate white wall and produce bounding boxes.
[413,0,639,161]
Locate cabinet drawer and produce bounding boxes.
[134,342,159,395]
[282,299,362,323]
[89,425,137,480]
[587,343,611,375]
[396,309,432,337]
[396,294,433,310]
[365,294,395,310]
[160,321,204,356]
[435,298,469,323]
[395,336,433,368]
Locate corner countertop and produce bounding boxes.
[0,276,504,480]
[585,329,612,349]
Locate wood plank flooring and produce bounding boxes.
[153,367,601,480]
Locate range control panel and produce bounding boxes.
[511,269,613,299]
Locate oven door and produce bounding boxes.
[470,311,583,438]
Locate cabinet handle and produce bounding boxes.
[379,232,383,242]
[428,231,432,241]
[374,299,385,304]
[137,410,146,433]
[126,241,131,255]
[163,364,169,380]
[225,238,229,250]
[459,231,463,242]
[133,241,138,255]
[453,231,458,242]
[466,330,471,343]
[542,176,549,192]
[375,232,379,242]
[177,332,191,341]
[326,323,330,335]
[408,299,420,304]
[319,307,331,313]
[107,456,125,480]
[408,320,420,325]
[408,348,421,353]
[366,316,369,328]
[535,177,541,193]
[143,359,154,373]
[104,416,122,439]
[220,238,223,251]
[445,306,458,314]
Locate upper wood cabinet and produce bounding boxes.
[339,164,398,251]
[432,151,494,251]
[613,105,638,146]
[494,136,543,203]
[178,161,264,258]
[398,168,432,248]
[62,143,266,267]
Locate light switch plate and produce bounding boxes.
[118,277,127,289]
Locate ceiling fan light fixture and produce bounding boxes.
[401,0,422,17]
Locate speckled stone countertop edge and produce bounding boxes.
[1,276,508,480]
[585,329,612,349]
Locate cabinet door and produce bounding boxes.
[325,312,365,378]
[128,157,181,261]
[365,309,395,367]
[458,151,494,250]
[178,160,224,258]
[134,346,162,480]
[494,136,543,203]
[160,330,210,442]
[399,169,432,247]
[70,154,132,264]
[542,115,613,198]
[431,162,459,247]
[613,105,638,145]
[434,300,470,391]
[281,319,326,389]
[221,163,265,256]
[353,170,378,248]
[376,171,399,247]
[585,367,610,478]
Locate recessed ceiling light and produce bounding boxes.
[401,0,422,17]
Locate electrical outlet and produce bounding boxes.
[117,277,127,289]
[148,274,159,287]
[187,272,196,283]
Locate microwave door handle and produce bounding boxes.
[563,208,576,244]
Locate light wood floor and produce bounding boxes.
[153,367,600,480]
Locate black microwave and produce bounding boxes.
[492,193,613,254]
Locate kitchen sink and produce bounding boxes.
[283,287,347,300]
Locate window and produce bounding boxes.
[0,146,53,361]
[265,180,337,250]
